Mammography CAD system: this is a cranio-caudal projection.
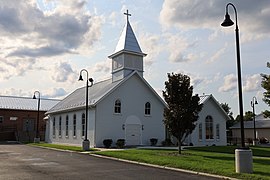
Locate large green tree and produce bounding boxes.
[163,73,203,154]
[261,62,270,117]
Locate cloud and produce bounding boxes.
[51,61,77,83]
[92,59,111,73]
[43,88,67,99]
[0,1,103,59]
[160,0,270,41]
[207,44,227,64]
[139,33,162,66]
[218,74,237,92]
[165,34,198,63]
[243,74,261,92]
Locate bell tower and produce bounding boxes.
[108,10,147,82]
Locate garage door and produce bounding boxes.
[125,124,141,146]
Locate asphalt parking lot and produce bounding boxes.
[0,142,220,180]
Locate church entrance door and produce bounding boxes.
[125,115,142,146]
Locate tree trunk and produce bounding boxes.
[178,139,181,154]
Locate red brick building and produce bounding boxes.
[0,96,60,142]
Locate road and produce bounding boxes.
[0,142,220,180]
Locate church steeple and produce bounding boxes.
[109,10,147,82]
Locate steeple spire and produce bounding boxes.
[108,10,146,58]
[109,10,147,82]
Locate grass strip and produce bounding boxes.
[95,147,270,180]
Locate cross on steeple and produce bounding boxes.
[124,9,131,22]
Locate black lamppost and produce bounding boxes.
[221,3,253,173]
[33,91,40,143]
[221,3,245,148]
[251,96,258,145]
[79,69,93,151]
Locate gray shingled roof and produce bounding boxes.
[109,20,146,58]
[231,114,270,129]
[0,96,60,111]
[231,120,270,129]
[47,78,123,114]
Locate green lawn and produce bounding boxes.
[29,142,98,152]
[94,146,270,180]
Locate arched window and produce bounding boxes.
[82,113,85,137]
[145,102,151,115]
[59,116,62,137]
[114,100,121,114]
[205,115,213,139]
[216,124,220,140]
[65,115,69,137]
[199,123,202,140]
[73,114,76,137]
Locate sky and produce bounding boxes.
[0,0,269,117]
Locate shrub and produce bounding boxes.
[103,139,113,148]
[150,138,158,146]
[116,139,125,148]
[161,138,173,146]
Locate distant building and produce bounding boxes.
[183,94,230,146]
[0,96,60,142]
[231,113,270,142]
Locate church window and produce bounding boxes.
[73,114,77,137]
[59,116,62,137]
[145,102,151,115]
[65,115,69,137]
[199,123,202,140]
[216,124,220,140]
[0,116,3,123]
[114,100,121,114]
[82,113,85,137]
[205,116,213,139]
[53,117,56,137]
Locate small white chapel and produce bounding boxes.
[45,11,229,148]
[45,11,167,147]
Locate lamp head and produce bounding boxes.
[255,100,258,105]
[33,94,36,99]
[221,13,234,27]
[89,78,93,83]
[78,74,83,81]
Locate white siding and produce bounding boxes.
[190,98,227,146]
[95,74,165,147]
[47,109,96,147]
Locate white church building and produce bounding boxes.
[45,12,229,148]
[45,12,166,147]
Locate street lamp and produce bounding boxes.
[79,69,94,151]
[221,3,253,173]
[251,96,258,145]
[33,91,41,143]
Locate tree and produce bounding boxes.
[163,73,203,154]
[220,103,235,129]
[235,111,254,122]
[261,62,270,117]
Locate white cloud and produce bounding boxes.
[43,87,67,99]
[206,44,227,64]
[243,74,261,92]
[218,74,237,92]
[160,0,270,41]
[165,34,197,63]
[51,61,77,83]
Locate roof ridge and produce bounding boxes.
[0,95,60,101]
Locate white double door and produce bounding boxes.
[125,124,142,146]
